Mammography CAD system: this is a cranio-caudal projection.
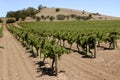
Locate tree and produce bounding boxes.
[41,15,45,19]
[6,11,16,18]
[89,14,92,18]
[70,14,76,18]
[46,15,50,19]
[38,5,47,11]
[38,5,43,10]
[76,16,82,20]
[6,7,38,21]
[56,8,60,12]
[57,15,66,20]
[49,16,55,21]
[82,10,85,14]
[36,16,41,21]
[25,7,38,17]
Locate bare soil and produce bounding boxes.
[0,24,120,80]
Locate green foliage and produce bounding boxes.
[38,5,47,10]
[19,20,120,32]
[26,7,38,17]
[41,15,44,19]
[6,7,38,21]
[92,13,100,16]
[38,5,43,10]
[41,15,46,20]
[57,15,66,20]
[56,8,60,12]
[75,16,82,20]
[19,20,120,57]
[89,14,92,18]
[49,16,55,21]
[6,19,15,23]
[82,16,91,20]
[70,14,77,18]
[36,16,41,21]
[8,20,120,58]
[8,25,70,61]
[8,20,120,74]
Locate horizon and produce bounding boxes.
[0,0,120,17]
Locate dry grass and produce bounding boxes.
[36,8,120,20]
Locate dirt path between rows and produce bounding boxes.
[0,24,120,80]
[0,25,59,80]
[0,24,37,80]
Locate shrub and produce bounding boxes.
[76,16,82,20]
[6,19,15,23]
[46,15,50,19]
[96,13,99,15]
[92,13,100,16]
[70,14,77,18]
[89,14,92,18]
[99,17,102,19]
[66,15,69,20]
[56,8,60,12]
[36,17,41,21]
[82,10,85,14]
[82,16,90,20]
[49,16,55,21]
[41,15,44,19]
[57,15,66,20]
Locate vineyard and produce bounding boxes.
[8,20,120,75]
[18,20,120,58]
[0,20,120,80]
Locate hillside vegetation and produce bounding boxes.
[36,8,120,21]
[5,5,120,22]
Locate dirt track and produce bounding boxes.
[0,24,120,80]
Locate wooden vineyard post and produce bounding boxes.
[113,39,116,50]
[55,54,58,76]
[86,44,89,56]
[94,41,97,58]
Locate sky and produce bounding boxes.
[0,0,120,17]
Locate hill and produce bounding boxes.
[36,8,120,20]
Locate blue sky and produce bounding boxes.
[0,0,120,17]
